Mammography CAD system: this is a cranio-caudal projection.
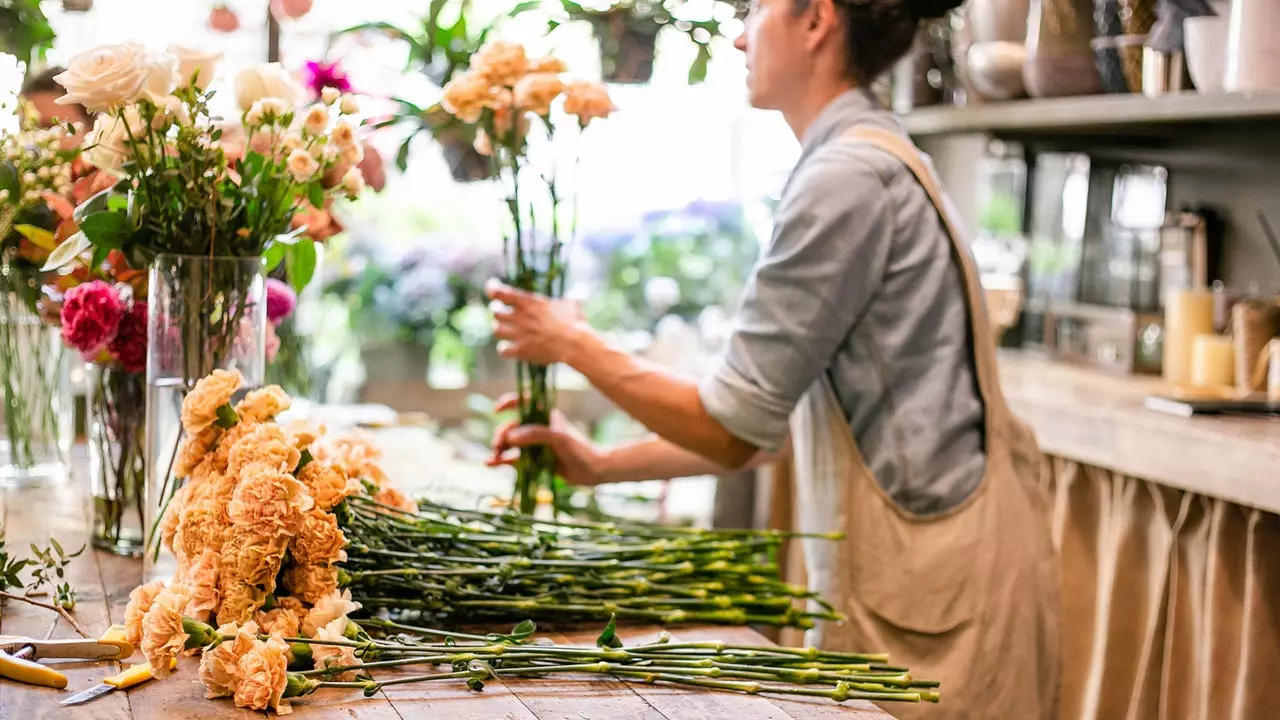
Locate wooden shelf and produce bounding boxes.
[903,90,1280,137]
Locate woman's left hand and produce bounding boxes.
[486,280,591,366]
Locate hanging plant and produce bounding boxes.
[553,0,731,84]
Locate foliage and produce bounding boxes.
[0,0,56,76]
[0,537,84,609]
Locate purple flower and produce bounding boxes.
[304,60,353,98]
[265,278,298,324]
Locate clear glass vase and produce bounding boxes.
[87,362,147,556]
[144,253,265,582]
[0,294,71,485]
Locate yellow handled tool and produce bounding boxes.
[0,623,134,690]
[59,657,176,706]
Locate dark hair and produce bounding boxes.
[20,65,90,121]
[795,0,963,84]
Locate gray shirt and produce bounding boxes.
[699,89,986,516]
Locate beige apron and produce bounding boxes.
[789,128,1061,720]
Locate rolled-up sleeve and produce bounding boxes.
[699,153,894,452]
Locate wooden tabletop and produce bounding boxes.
[0,462,894,719]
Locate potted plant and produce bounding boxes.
[553,0,735,84]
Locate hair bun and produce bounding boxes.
[907,0,964,21]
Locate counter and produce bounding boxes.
[998,352,1280,514]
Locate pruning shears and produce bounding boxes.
[0,624,132,689]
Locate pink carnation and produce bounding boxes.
[265,279,297,325]
[108,301,148,374]
[60,281,125,356]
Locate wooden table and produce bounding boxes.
[0,461,894,719]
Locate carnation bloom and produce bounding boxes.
[562,81,616,126]
[292,509,348,566]
[472,40,529,86]
[257,606,301,638]
[174,427,221,480]
[284,419,324,452]
[140,583,194,679]
[283,563,339,605]
[265,278,297,324]
[181,369,243,435]
[218,580,269,625]
[297,461,354,511]
[301,588,360,637]
[234,634,291,714]
[60,280,125,356]
[222,529,291,589]
[106,299,147,372]
[312,617,361,680]
[236,384,292,424]
[181,548,222,623]
[228,462,313,535]
[226,423,301,479]
[123,580,166,647]
[373,485,417,514]
[199,620,259,699]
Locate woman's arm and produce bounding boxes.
[597,434,789,484]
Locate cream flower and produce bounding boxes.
[169,45,222,90]
[339,141,363,166]
[562,80,616,125]
[181,549,222,623]
[55,42,151,113]
[287,148,319,183]
[321,86,341,104]
[141,583,193,679]
[256,606,301,639]
[297,462,354,512]
[199,620,258,699]
[441,71,498,124]
[514,72,565,116]
[181,369,243,435]
[227,424,301,479]
[136,51,179,104]
[292,509,348,566]
[330,119,356,147]
[85,111,136,174]
[282,563,339,605]
[235,62,305,111]
[248,129,274,155]
[301,104,329,136]
[341,167,365,197]
[124,580,166,647]
[472,40,529,86]
[373,485,418,514]
[259,97,289,118]
[229,463,313,535]
[312,617,360,680]
[339,94,359,115]
[234,635,291,714]
[301,588,360,637]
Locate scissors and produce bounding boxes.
[0,625,133,689]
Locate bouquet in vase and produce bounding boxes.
[45,42,369,569]
[439,40,614,513]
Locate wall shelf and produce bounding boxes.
[903,91,1280,137]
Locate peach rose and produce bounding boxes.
[181,369,243,435]
[562,80,616,126]
[199,620,258,698]
[292,509,348,567]
[282,563,339,605]
[228,463,314,535]
[181,549,222,623]
[141,583,194,679]
[301,589,360,637]
[124,580,166,647]
[227,424,302,479]
[301,104,329,136]
[297,461,354,512]
[331,119,356,147]
[312,617,361,680]
[513,73,565,116]
[234,635,291,714]
[472,40,529,86]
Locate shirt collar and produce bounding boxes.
[798,88,882,158]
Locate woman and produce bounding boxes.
[487,0,1060,717]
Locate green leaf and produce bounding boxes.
[285,240,318,293]
[78,211,129,250]
[508,619,536,641]
[263,243,287,272]
[508,0,541,17]
[596,615,623,649]
[688,44,712,84]
[0,162,19,196]
[307,182,325,210]
[41,230,91,271]
[396,136,414,172]
[13,224,56,251]
[73,184,114,221]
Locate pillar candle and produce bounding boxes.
[1191,334,1235,389]
[1164,289,1215,386]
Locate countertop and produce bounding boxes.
[999,353,1280,514]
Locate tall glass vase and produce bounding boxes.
[87,363,147,556]
[144,253,265,583]
[0,293,71,485]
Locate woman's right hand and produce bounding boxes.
[487,393,608,486]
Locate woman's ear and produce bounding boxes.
[803,0,843,53]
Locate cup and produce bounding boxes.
[1190,334,1234,389]
[1185,14,1230,92]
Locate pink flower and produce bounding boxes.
[60,281,125,356]
[271,0,313,20]
[208,4,240,33]
[265,279,296,324]
[107,300,148,373]
[265,322,281,364]
[303,60,352,99]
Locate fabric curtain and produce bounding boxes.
[760,454,1280,719]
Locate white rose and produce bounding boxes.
[86,112,134,173]
[153,96,190,130]
[286,148,319,183]
[340,142,363,166]
[330,120,355,147]
[339,94,359,115]
[321,87,341,105]
[259,98,289,118]
[341,167,365,196]
[244,103,265,128]
[136,52,179,104]
[302,105,329,136]
[234,63,304,111]
[169,45,222,90]
[54,42,151,113]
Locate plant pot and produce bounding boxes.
[87,363,147,557]
[361,341,431,383]
[595,12,660,84]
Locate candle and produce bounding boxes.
[1191,334,1235,389]
[1163,289,1215,386]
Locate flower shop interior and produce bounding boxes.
[1,0,1279,719]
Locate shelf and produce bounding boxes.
[903,91,1280,137]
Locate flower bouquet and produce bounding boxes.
[45,42,369,575]
[439,40,615,513]
[122,370,937,714]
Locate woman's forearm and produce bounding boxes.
[598,435,786,484]
[563,329,762,469]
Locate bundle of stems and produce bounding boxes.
[339,495,843,629]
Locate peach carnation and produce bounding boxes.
[301,588,360,637]
[228,462,314,535]
[472,40,529,86]
[235,385,291,424]
[227,424,302,479]
[528,55,566,74]
[174,427,221,479]
[373,485,417,514]
[441,70,500,124]
[257,606,301,639]
[124,580,166,647]
[199,620,259,699]
[218,580,268,625]
[513,72,564,115]
[222,529,290,589]
[141,583,194,679]
[292,509,348,566]
[284,419,325,452]
[282,563,339,605]
[159,483,189,555]
[297,461,355,511]
[312,617,360,680]
[234,634,292,714]
[181,369,243,435]
[181,548,222,623]
[212,421,260,474]
[315,431,388,486]
[562,80,616,126]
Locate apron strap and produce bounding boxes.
[838,127,1011,421]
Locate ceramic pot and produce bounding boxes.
[967,0,1031,44]
[1225,0,1280,91]
[967,42,1028,99]
[1185,13,1230,92]
[1025,0,1103,96]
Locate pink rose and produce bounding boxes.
[60,281,125,356]
[265,278,297,324]
[108,300,148,374]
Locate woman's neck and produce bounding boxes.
[782,80,858,142]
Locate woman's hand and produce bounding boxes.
[486,280,591,366]
[487,393,607,486]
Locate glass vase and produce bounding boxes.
[0,293,71,485]
[87,363,147,556]
[144,253,265,583]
